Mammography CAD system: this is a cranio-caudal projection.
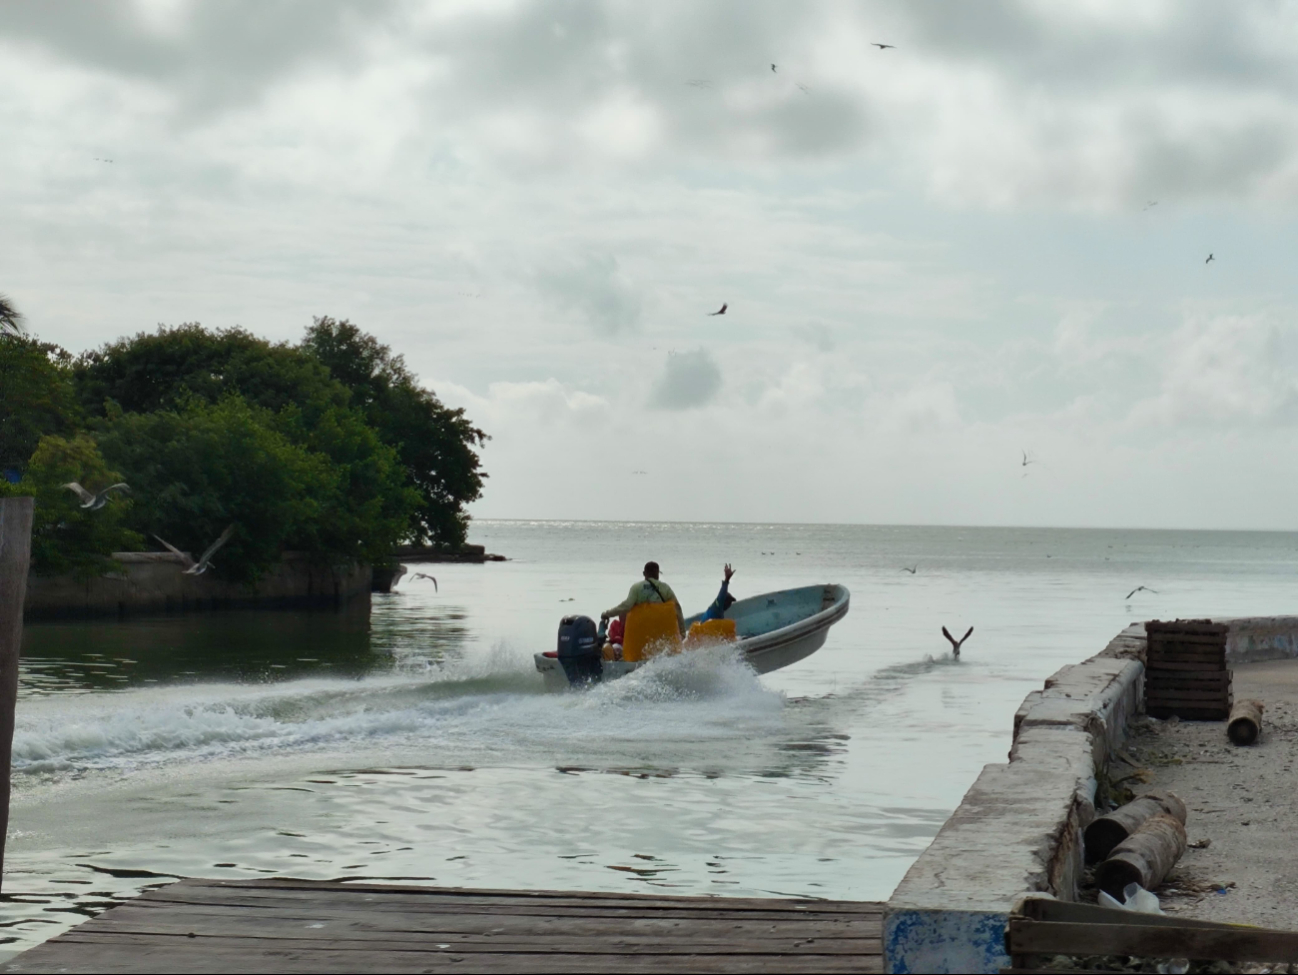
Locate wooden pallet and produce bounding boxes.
[1004,896,1298,971]
[1144,620,1231,719]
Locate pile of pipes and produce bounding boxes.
[1085,791,1187,900]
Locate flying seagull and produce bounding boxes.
[154,524,235,576]
[62,481,129,510]
[901,565,917,574]
[1125,585,1159,600]
[1143,200,1158,210]
[942,626,974,658]
[771,63,777,73]
[872,43,896,50]
[1021,449,1035,468]
[796,82,811,94]
[709,303,728,316]
[1205,253,1215,264]
[412,572,439,591]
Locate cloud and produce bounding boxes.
[791,321,835,352]
[1130,314,1298,427]
[535,253,642,334]
[649,349,722,410]
[10,1,1298,206]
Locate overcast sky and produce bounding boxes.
[7,0,1298,529]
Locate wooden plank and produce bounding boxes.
[1146,675,1231,689]
[52,928,881,955]
[1147,635,1227,649]
[1008,918,1298,962]
[77,909,876,944]
[1152,659,1230,675]
[1146,627,1228,639]
[88,906,871,941]
[3,881,884,974]
[192,879,872,911]
[5,942,881,974]
[1145,691,1232,703]
[1148,644,1227,655]
[1017,897,1238,929]
[129,889,870,922]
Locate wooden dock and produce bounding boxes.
[2,879,883,973]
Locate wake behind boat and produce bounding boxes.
[534,584,850,691]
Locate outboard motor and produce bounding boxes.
[556,615,603,686]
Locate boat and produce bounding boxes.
[534,583,850,691]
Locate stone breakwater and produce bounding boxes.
[882,615,1298,974]
[23,552,371,620]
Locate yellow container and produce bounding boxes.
[684,617,738,648]
[621,601,682,662]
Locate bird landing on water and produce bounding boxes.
[943,626,973,658]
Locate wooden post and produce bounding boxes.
[0,497,34,895]
[1228,699,1263,746]
[1095,812,1188,899]
[1084,789,1186,864]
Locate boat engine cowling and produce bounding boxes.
[556,615,603,685]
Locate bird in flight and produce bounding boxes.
[796,82,811,94]
[1143,200,1158,210]
[154,524,235,576]
[62,481,129,510]
[901,565,917,575]
[413,572,439,591]
[942,626,974,658]
[94,157,114,163]
[1125,585,1158,600]
[684,79,713,89]
[1205,253,1215,264]
[771,63,778,73]
[709,303,728,316]
[1021,449,1035,468]
[872,43,896,50]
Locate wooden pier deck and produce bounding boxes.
[2,879,883,973]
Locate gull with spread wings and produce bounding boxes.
[62,481,130,510]
[154,525,236,576]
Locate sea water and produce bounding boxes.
[4,521,1298,954]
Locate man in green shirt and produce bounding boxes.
[600,561,687,637]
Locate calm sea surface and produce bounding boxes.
[4,521,1298,954]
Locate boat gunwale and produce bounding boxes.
[734,584,850,658]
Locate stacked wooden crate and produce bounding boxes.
[1144,619,1231,720]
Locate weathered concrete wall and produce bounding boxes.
[1222,616,1298,664]
[24,552,371,620]
[883,624,1146,974]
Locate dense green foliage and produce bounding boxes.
[3,318,485,578]
[0,434,143,577]
[301,318,488,545]
[0,336,80,474]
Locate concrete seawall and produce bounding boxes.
[883,625,1147,973]
[24,552,371,620]
[883,614,1298,973]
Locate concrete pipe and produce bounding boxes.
[1084,789,1187,864]
[1228,699,1263,746]
[1095,812,1188,899]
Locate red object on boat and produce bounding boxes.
[607,618,624,644]
[542,651,558,658]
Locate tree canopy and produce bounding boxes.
[301,317,488,545]
[4,318,486,578]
